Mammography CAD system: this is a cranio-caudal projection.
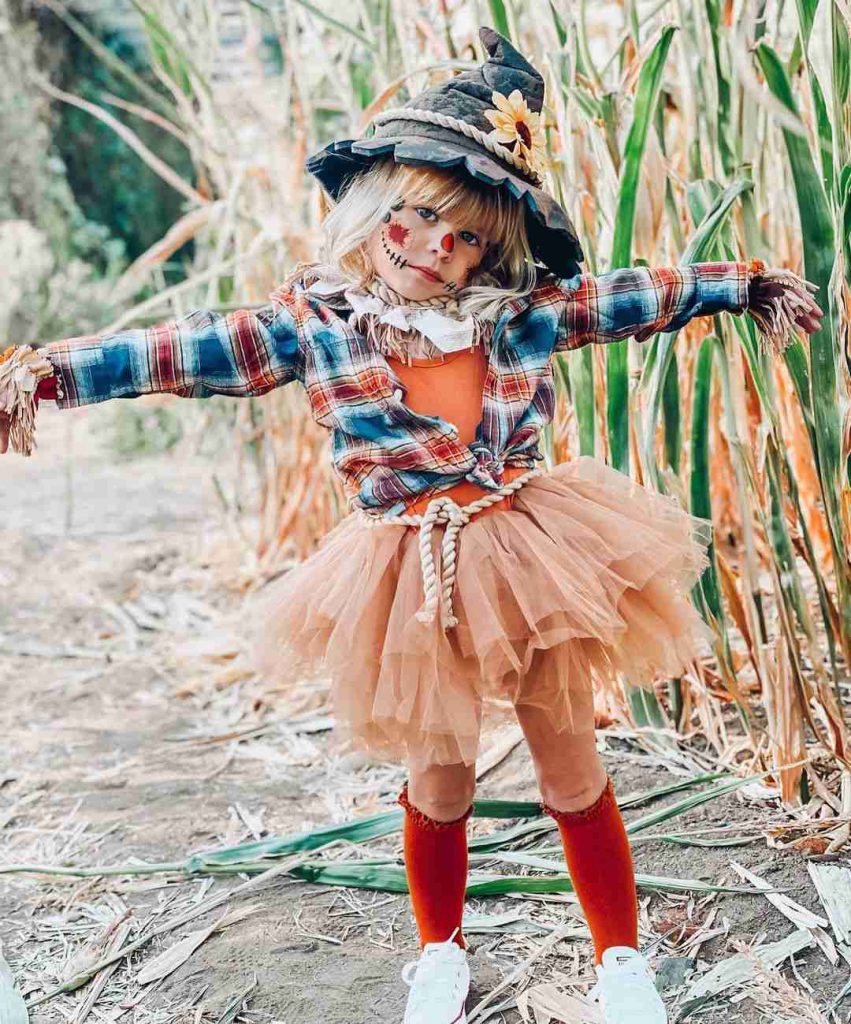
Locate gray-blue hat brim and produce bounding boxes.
[305,133,584,277]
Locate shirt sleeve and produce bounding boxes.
[39,299,304,410]
[553,261,751,352]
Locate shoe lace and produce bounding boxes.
[401,929,467,1011]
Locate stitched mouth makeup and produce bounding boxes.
[368,201,486,300]
[380,232,409,269]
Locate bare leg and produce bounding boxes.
[514,699,607,811]
[406,758,477,821]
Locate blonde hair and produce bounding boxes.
[314,158,538,321]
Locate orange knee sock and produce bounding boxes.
[542,776,638,963]
[398,782,473,950]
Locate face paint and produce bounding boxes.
[379,230,409,270]
[387,221,411,248]
[365,200,489,301]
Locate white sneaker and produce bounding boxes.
[591,947,667,1023]
[401,928,470,1024]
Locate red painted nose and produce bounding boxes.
[440,233,454,253]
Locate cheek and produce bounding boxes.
[385,221,411,249]
[456,251,484,277]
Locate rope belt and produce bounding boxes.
[358,467,545,630]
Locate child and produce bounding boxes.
[0,27,822,1024]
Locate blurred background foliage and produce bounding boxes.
[2,0,850,792]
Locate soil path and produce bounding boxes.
[1,400,847,1024]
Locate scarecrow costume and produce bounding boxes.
[3,27,815,770]
[1,27,820,1021]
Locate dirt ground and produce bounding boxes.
[2,398,850,1024]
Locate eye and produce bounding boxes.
[415,206,438,221]
[459,230,481,247]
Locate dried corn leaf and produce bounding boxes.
[808,863,851,944]
[729,860,828,928]
[461,911,572,935]
[516,983,602,1024]
[70,919,133,1024]
[135,905,259,985]
[729,860,837,964]
[682,929,813,1002]
[0,954,27,1024]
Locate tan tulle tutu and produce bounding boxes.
[240,456,714,767]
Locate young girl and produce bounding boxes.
[1,27,822,1024]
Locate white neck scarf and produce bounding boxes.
[303,265,496,361]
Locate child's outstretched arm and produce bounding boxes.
[553,259,823,354]
[0,297,303,456]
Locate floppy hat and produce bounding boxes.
[305,26,584,277]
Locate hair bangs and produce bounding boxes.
[391,163,515,246]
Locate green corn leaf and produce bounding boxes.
[487,0,511,40]
[625,776,756,834]
[284,860,759,897]
[755,41,850,656]
[608,25,677,475]
[130,2,211,98]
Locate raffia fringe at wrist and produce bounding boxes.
[746,258,820,356]
[0,345,57,457]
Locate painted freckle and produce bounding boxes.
[387,221,411,248]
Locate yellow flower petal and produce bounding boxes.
[490,128,518,144]
[491,90,515,115]
[483,108,510,129]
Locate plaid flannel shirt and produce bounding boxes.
[42,262,751,516]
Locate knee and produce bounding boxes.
[538,763,609,814]
[406,763,476,822]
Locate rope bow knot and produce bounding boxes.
[358,467,545,630]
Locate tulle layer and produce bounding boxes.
[240,456,714,767]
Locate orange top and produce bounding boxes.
[386,347,528,519]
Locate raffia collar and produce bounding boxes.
[304,264,494,359]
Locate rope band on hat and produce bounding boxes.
[358,466,545,630]
[366,108,544,187]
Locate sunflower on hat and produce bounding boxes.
[483,88,547,177]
